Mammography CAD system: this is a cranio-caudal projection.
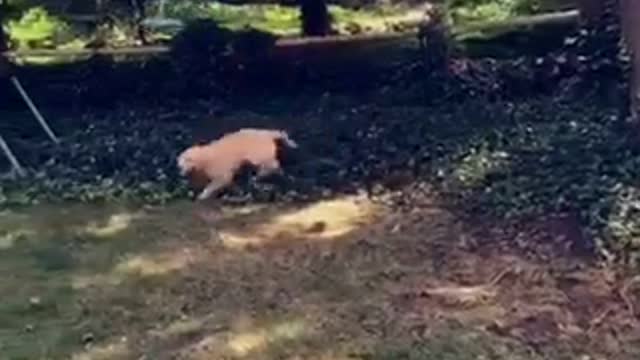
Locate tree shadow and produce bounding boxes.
[0,196,380,358]
[3,191,636,359]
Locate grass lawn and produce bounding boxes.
[1,193,638,359]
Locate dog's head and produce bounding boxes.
[177,145,204,176]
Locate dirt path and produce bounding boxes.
[1,190,638,359]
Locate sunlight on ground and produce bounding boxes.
[423,284,498,307]
[3,197,638,359]
[0,210,35,249]
[172,318,311,359]
[72,272,122,289]
[78,212,142,238]
[268,196,377,238]
[71,195,382,289]
[218,195,381,249]
[114,250,195,276]
[227,319,309,356]
[71,340,131,360]
[149,318,205,341]
[0,229,34,249]
[73,247,197,289]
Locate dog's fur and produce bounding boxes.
[177,128,298,200]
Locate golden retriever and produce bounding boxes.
[177,128,298,200]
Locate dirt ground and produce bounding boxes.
[1,186,639,360]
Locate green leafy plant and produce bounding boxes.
[6,7,71,49]
[448,0,542,24]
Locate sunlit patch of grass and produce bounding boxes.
[0,211,35,250]
[114,250,194,277]
[449,0,543,26]
[227,319,309,356]
[168,316,312,360]
[0,202,205,358]
[451,2,514,24]
[78,211,142,238]
[70,340,132,360]
[217,195,381,249]
[0,228,34,249]
[71,250,194,289]
[148,317,205,341]
[266,195,378,238]
[71,272,122,289]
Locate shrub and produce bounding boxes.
[6,7,72,49]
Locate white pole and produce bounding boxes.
[0,134,25,177]
[10,76,60,144]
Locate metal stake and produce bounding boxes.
[0,134,25,177]
[10,76,59,144]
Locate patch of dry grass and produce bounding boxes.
[215,195,381,249]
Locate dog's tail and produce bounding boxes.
[274,130,298,148]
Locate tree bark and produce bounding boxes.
[577,0,603,25]
[130,0,149,45]
[300,0,332,37]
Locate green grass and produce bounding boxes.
[0,203,172,358]
[167,1,406,36]
[0,187,637,359]
[0,198,590,359]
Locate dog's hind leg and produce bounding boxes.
[255,158,282,179]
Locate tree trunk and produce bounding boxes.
[0,27,6,53]
[620,0,640,123]
[300,0,332,37]
[0,2,8,53]
[0,2,11,79]
[130,0,149,45]
[577,0,603,25]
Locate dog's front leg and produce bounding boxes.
[197,178,229,201]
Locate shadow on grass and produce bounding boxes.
[0,196,383,359]
[321,94,640,262]
[2,191,639,359]
[0,202,206,358]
